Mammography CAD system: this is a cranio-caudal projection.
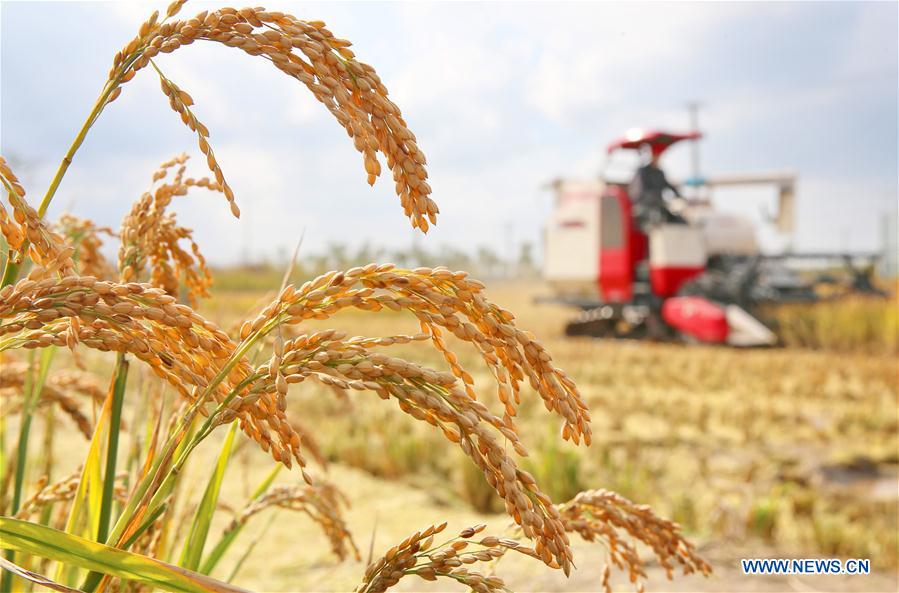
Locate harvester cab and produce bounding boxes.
[543,128,780,346]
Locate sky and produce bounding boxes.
[1,1,897,265]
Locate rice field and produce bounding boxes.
[6,279,894,591]
[196,281,899,590]
[1,2,896,592]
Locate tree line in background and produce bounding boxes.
[228,241,540,284]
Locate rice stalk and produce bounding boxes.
[177,421,238,571]
[9,348,56,516]
[97,355,130,543]
[0,3,712,592]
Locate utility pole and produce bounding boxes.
[504,222,514,278]
[241,211,251,266]
[687,101,702,195]
[882,209,898,277]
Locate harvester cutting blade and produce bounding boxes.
[725,305,777,346]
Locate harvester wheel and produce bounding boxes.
[564,318,614,337]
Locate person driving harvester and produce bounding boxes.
[628,143,685,232]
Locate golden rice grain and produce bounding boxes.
[240,266,592,446]
[55,214,116,280]
[0,361,107,439]
[556,489,712,590]
[357,524,529,593]
[236,327,574,571]
[118,154,217,304]
[0,274,304,472]
[13,471,128,520]
[106,6,435,230]
[0,156,76,276]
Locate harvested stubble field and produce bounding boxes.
[6,274,895,592]
[189,280,898,591]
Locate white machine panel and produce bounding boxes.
[697,212,758,256]
[544,181,602,297]
[649,224,706,268]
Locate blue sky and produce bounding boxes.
[1,1,896,264]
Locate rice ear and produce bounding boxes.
[108,7,435,231]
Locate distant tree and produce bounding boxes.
[326,242,349,269]
[353,242,384,265]
[390,248,411,267]
[405,241,440,268]
[476,246,503,278]
[438,245,474,272]
[517,242,536,277]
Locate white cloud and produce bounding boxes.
[519,3,748,123]
[3,1,895,265]
[838,1,898,79]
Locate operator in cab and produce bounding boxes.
[629,143,684,231]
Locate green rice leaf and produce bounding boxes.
[200,464,282,575]
[97,354,129,543]
[55,387,111,584]
[0,518,252,593]
[178,421,238,571]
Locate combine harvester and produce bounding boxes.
[542,129,882,346]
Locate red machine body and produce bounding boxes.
[649,263,705,297]
[597,185,644,302]
[662,296,729,343]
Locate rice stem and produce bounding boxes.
[96,354,129,543]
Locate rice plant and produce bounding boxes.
[0,2,710,592]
